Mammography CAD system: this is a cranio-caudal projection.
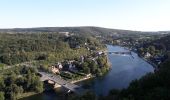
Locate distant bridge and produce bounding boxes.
[104,51,134,59]
[106,51,132,55]
[38,71,85,95]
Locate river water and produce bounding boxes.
[20,45,154,100]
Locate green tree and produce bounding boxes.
[0,92,4,100]
[90,61,98,74]
[97,56,107,67]
[12,84,24,97]
[35,82,43,93]
[0,77,5,91]
[34,77,44,93]
[148,46,156,55]
[96,68,102,76]
[83,67,90,74]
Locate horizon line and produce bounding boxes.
[0,26,169,33]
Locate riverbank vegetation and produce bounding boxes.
[69,34,170,100]
[0,66,43,100]
[79,54,110,76]
[68,53,170,100]
[105,35,170,100]
[135,35,170,68]
[103,58,170,100]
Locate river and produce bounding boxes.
[20,45,154,100]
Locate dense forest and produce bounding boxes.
[0,66,43,100]
[149,35,170,51]
[0,33,103,66]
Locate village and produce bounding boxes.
[46,49,109,82]
[111,37,168,68]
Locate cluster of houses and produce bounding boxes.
[58,32,75,37]
[114,40,167,66]
[50,51,105,75]
[144,52,152,58]
[112,39,140,48]
[143,51,167,65]
[51,61,78,74]
[151,55,167,65]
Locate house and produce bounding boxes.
[97,51,104,56]
[57,63,63,69]
[62,60,75,71]
[59,32,70,37]
[86,73,91,77]
[69,63,77,72]
[144,52,151,58]
[51,66,60,74]
[153,56,164,65]
[51,62,63,74]
[68,61,76,69]
[75,45,81,49]
[116,40,121,44]
[54,62,63,70]
[80,56,84,63]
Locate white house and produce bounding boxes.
[51,66,60,74]
[144,52,151,58]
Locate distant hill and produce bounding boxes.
[0,26,163,35]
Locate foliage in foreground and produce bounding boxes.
[0,66,43,100]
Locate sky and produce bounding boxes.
[0,0,170,31]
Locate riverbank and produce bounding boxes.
[106,54,112,68]
[139,56,158,70]
[18,92,38,100]
[103,49,112,69]
[53,75,95,88]
[121,45,158,69]
[71,75,95,84]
